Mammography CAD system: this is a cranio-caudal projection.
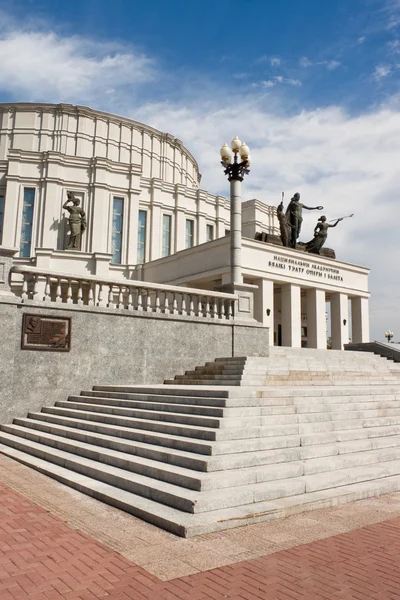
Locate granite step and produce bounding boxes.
[82,390,228,407]
[0,432,307,511]
[48,405,220,437]
[60,399,221,427]
[12,417,210,471]
[28,411,215,454]
[2,444,400,537]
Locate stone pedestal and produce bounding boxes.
[218,282,257,322]
[0,248,18,297]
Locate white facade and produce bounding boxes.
[0,103,252,276]
[0,103,370,348]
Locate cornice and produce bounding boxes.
[0,102,200,177]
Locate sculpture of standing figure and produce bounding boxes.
[285,192,323,248]
[305,215,343,255]
[277,201,291,247]
[63,191,86,250]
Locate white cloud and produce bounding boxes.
[270,57,281,67]
[358,36,366,44]
[0,30,155,103]
[373,64,392,80]
[388,39,400,52]
[299,56,313,67]
[260,76,301,88]
[299,57,341,70]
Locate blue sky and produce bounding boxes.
[0,0,400,340]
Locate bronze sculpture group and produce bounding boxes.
[277,192,352,255]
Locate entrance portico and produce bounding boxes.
[134,236,371,350]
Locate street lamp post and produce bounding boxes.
[385,329,394,343]
[220,137,250,286]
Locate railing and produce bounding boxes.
[11,266,237,321]
[345,341,400,363]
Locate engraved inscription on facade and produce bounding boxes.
[21,314,71,351]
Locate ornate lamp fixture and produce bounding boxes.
[219,137,251,285]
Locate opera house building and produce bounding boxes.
[0,103,369,349]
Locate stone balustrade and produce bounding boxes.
[11,265,237,321]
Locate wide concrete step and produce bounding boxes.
[214,414,400,440]
[82,390,228,408]
[2,444,400,537]
[12,417,210,471]
[70,395,225,419]
[28,411,214,454]
[0,425,206,491]
[213,423,400,454]
[56,401,221,429]
[93,385,231,398]
[305,458,400,492]
[208,435,400,470]
[0,432,306,512]
[44,406,218,440]
[260,386,400,398]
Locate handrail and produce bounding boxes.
[10,265,237,321]
[345,341,400,363]
[11,265,237,300]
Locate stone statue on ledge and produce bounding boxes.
[305,214,353,255]
[285,192,323,249]
[277,200,291,247]
[63,191,86,250]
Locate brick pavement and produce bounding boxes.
[1,480,400,599]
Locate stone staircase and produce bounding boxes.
[2,348,400,537]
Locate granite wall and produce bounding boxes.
[0,299,269,424]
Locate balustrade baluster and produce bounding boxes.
[44,277,51,302]
[172,293,179,315]
[56,278,62,303]
[76,281,83,305]
[108,285,114,308]
[189,295,195,316]
[197,295,202,317]
[155,290,161,313]
[127,287,133,310]
[181,294,187,316]
[118,286,124,309]
[21,275,29,301]
[228,300,233,320]
[210,297,216,318]
[146,290,152,312]
[163,292,169,313]
[88,283,94,306]
[97,284,103,307]
[66,280,73,304]
[137,289,143,311]
[205,296,210,317]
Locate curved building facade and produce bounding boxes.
[0,103,276,277]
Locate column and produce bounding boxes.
[307,288,326,349]
[351,296,370,343]
[281,284,301,348]
[230,178,242,285]
[254,279,274,346]
[331,292,349,350]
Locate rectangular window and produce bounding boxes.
[162,214,171,257]
[20,188,35,257]
[185,219,194,248]
[137,210,147,264]
[111,197,124,264]
[206,224,214,242]
[0,196,4,245]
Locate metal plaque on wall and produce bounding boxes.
[21,314,71,352]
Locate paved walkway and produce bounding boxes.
[0,455,400,599]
